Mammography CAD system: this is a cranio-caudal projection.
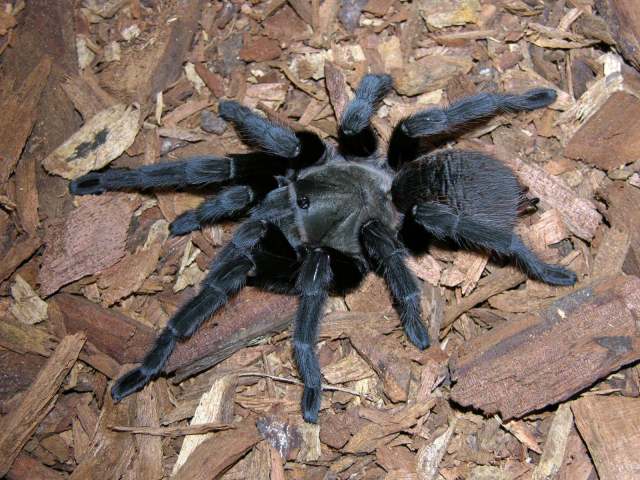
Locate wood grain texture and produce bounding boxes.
[0,333,85,476]
[572,395,640,480]
[596,0,640,71]
[39,193,141,296]
[450,275,640,419]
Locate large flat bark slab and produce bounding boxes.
[450,275,640,419]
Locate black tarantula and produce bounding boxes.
[70,73,577,423]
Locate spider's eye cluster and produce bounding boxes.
[297,195,310,209]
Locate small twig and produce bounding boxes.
[238,372,375,401]
[109,422,234,437]
[270,62,326,101]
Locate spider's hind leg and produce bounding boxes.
[111,220,267,401]
[412,202,577,286]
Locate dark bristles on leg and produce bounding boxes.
[340,74,393,135]
[293,249,332,423]
[388,89,557,168]
[361,220,430,350]
[219,100,301,158]
[339,74,393,156]
[170,185,255,236]
[111,221,267,402]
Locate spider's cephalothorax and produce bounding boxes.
[70,74,577,423]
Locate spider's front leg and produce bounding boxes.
[111,220,267,400]
[338,74,393,156]
[69,152,281,196]
[361,220,430,350]
[219,100,301,158]
[388,88,557,168]
[293,249,332,423]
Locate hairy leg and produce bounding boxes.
[70,153,285,195]
[338,74,393,157]
[111,220,267,401]
[293,249,332,423]
[413,202,577,286]
[219,100,301,158]
[361,220,430,350]
[170,185,257,236]
[388,89,557,168]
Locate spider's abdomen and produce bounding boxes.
[392,150,523,231]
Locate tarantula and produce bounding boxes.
[69,74,577,423]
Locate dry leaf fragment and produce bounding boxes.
[10,275,48,325]
[43,103,141,179]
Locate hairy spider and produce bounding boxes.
[70,74,577,423]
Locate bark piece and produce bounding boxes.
[175,415,262,480]
[97,0,204,103]
[39,193,141,296]
[10,275,48,325]
[130,383,163,480]
[6,454,65,480]
[596,0,640,71]
[572,395,640,480]
[42,103,141,180]
[416,420,457,480]
[558,54,640,170]
[600,181,640,277]
[450,275,640,419]
[0,234,41,284]
[531,404,574,480]
[324,60,351,121]
[321,349,376,384]
[240,36,282,62]
[70,376,137,479]
[504,156,601,241]
[51,293,155,364]
[0,333,86,477]
[0,348,47,402]
[350,327,411,402]
[0,56,51,185]
[173,375,237,475]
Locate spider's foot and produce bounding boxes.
[170,211,200,236]
[111,366,152,402]
[301,386,321,424]
[69,172,105,195]
[404,318,430,350]
[519,88,557,110]
[537,264,577,286]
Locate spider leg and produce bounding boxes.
[219,100,301,158]
[169,179,280,236]
[338,74,393,157]
[361,220,430,350]
[111,220,267,401]
[69,152,284,196]
[388,89,557,168]
[413,202,577,286]
[293,248,332,423]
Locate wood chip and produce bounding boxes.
[450,275,640,418]
[572,395,640,479]
[175,415,262,480]
[0,333,86,477]
[532,404,574,480]
[43,104,141,180]
[173,374,237,475]
[39,193,141,296]
[10,275,48,325]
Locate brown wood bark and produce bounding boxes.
[596,0,640,71]
[572,395,640,480]
[450,275,640,419]
[0,333,86,476]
